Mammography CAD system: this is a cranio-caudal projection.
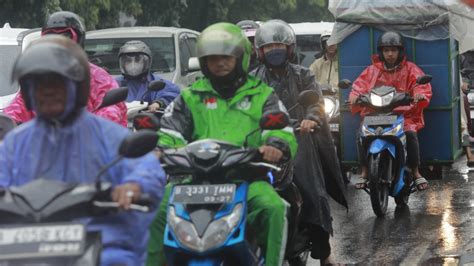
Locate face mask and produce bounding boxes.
[120,54,149,77]
[264,48,287,67]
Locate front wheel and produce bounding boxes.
[368,151,392,217]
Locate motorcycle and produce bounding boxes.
[160,110,312,265]
[0,130,158,265]
[126,79,166,131]
[342,75,432,217]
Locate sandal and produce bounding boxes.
[414,177,429,191]
[355,177,368,189]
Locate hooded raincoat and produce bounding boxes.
[0,110,165,266]
[252,63,348,234]
[115,73,180,106]
[349,55,432,132]
[4,63,128,127]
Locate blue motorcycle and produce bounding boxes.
[158,111,305,265]
[346,75,431,217]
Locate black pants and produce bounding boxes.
[309,224,331,260]
[357,130,420,169]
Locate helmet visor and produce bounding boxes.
[255,22,295,48]
[119,54,150,77]
[42,28,78,43]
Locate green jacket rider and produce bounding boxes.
[146,22,297,266]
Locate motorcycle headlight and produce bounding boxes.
[370,92,394,107]
[168,203,243,252]
[324,97,336,118]
[383,123,402,136]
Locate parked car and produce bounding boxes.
[289,22,335,68]
[0,23,41,110]
[85,26,201,89]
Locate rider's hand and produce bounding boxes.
[148,102,161,112]
[112,182,142,210]
[258,145,283,163]
[349,94,359,104]
[300,119,317,134]
[413,93,427,103]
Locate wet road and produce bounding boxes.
[307,156,473,265]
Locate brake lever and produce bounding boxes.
[93,201,151,212]
[249,162,282,172]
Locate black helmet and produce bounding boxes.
[254,19,296,62]
[12,35,90,112]
[377,31,404,51]
[118,40,152,78]
[42,11,86,48]
[377,31,405,65]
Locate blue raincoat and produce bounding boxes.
[0,110,166,266]
[116,73,180,105]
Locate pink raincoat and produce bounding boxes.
[4,63,127,127]
[349,55,432,132]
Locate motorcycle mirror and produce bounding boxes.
[148,80,166,92]
[119,130,158,158]
[188,57,201,72]
[297,90,320,108]
[338,79,352,89]
[0,113,16,141]
[416,75,432,85]
[133,113,160,131]
[97,87,128,110]
[259,111,290,130]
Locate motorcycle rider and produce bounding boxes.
[309,30,339,89]
[348,31,432,191]
[4,11,127,126]
[252,19,348,265]
[0,35,165,266]
[460,49,474,166]
[146,22,298,266]
[237,20,261,71]
[115,40,180,112]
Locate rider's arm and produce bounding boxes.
[3,93,35,123]
[158,95,193,148]
[151,79,181,108]
[117,153,166,201]
[300,68,325,123]
[88,64,128,127]
[408,64,432,109]
[0,137,14,187]
[261,92,298,160]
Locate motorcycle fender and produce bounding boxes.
[391,167,406,197]
[368,139,396,158]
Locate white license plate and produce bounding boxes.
[330,123,339,131]
[0,224,85,259]
[172,184,236,204]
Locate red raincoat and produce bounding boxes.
[349,55,432,132]
[4,63,127,126]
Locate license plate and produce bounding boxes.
[363,115,397,126]
[172,184,236,204]
[0,224,85,260]
[330,123,339,132]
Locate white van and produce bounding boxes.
[289,22,335,68]
[0,23,41,110]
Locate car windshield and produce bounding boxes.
[294,34,322,68]
[0,45,21,96]
[85,37,176,75]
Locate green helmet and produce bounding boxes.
[197,22,252,74]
